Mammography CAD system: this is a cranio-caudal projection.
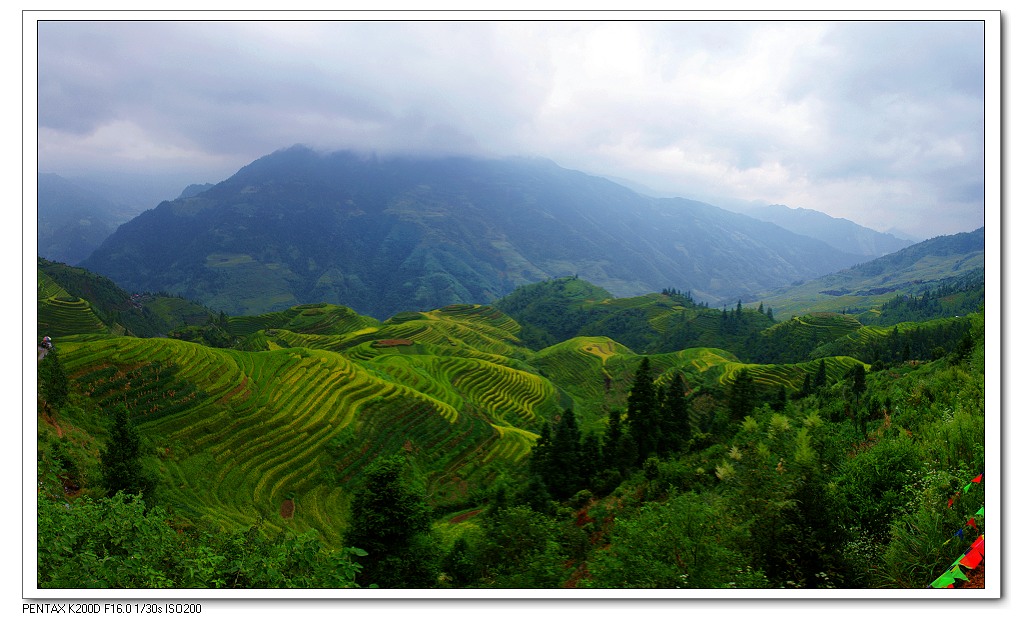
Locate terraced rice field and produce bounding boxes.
[37,273,108,337]
[227,303,381,338]
[58,327,553,546]
[718,355,868,392]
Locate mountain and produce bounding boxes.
[753,227,984,319]
[37,173,143,265]
[177,183,216,199]
[81,145,866,319]
[740,203,915,258]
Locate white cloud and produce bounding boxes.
[34,17,988,239]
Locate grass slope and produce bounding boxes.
[754,228,984,319]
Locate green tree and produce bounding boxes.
[476,505,571,588]
[38,494,364,588]
[626,357,660,461]
[584,492,767,588]
[727,368,757,422]
[38,349,69,410]
[441,535,481,587]
[660,371,691,451]
[343,455,438,588]
[850,363,867,400]
[100,405,154,500]
[548,409,584,499]
[814,359,828,392]
[770,384,788,412]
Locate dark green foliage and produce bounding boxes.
[343,455,439,588]
[849,363,867,399]
[951,329,976,365]
[659,371,692,450]
[626,357,660,461]
[530,409,586,500]
[771,384,788,412]
[584,492,767,588]
[518,474,556,515]
[38,349,69,410]
[37,493,364,588]
[727,368,757,422]
[496,277,615,349]
[441,535,481,587]
[167,319,234,348]
[857,269,984,326]
[474,505,571,588]
[716,409,852,587]
[100,405,155,500]
[814,359,828,391]
[599,409,635,482]
[836,433,924,542]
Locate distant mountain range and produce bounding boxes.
[37,173,144,265]
[737,203,916,257]
[80,145,883,318]
[753,227,984,319]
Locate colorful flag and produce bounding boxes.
[959,547,983,569]
[931,572,957,588]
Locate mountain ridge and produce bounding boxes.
[80,145,867,318]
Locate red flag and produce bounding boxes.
[971,536,984,553]
[959,547,983,569]
[972,473,983,483]
[967,517,977,529]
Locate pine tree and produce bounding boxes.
[771,384,788,412]
[850,363,867,401]
[728,368,757,422]
[100,405,154,499]
[814,359,828,392]
[548,409,584,499]
[529,421,553,481]
[660,372,691,452]
[602,409,626,472]
[799,371,814,399]
[626,357,660,461]
[579,432,602,490]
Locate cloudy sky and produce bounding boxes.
[33,14,992,240]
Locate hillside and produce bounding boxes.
[36,261,986,590]
[753,228,984,319]
[38,257,215,338]
[80,145,866,318]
